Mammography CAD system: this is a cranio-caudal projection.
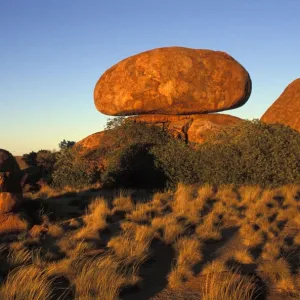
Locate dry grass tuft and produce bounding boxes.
[168,237,203,288]
[195,213,222,241]
[75,197,110,240]
[152,215,186,244]
[112,195,134,213]
[73,254,137,300]
[107,233,150,265]
[0,265,55,300]
[200,271,257,300]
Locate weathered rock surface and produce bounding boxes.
[133,114,242,143]
[76,131,106,153]
[94,47,251,116]
[0,149,21,173]
[261,78,300,132]
[0,149,23,193]
[0,192,23,213]
[0,212,30,235]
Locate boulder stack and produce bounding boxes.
[80,47,251,152]
[261,78,300,132]
[0,149,29,235]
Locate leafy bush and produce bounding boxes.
[196,120,300,187]
[101,118,171,188]
[51,148,98,189]
[151,139,200,188]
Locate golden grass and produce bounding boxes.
[75,197,110,240]
[152,215,186,244]
[107,233,150,265]
[3,183,300,299]
[201,259,228,275]
[233,248,254,264]
[126,202,153,223]
[0,265,55,300]
[239,185,262,205]
[195,213,222,241]
[257,257,296,293]
[200,271,257,300]
[168,237,203,288]
[112,195,134,213]
[261,242,280,260]
[73,254,137,300]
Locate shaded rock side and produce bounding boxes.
[94,47,251,116]
[0,193,23,214]
[261,78,300,132]
[0,149,23,193]
[133,114,242,143]
[0,149,21,173]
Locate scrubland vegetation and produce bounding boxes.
[3,118,300,299]
[22,118,300,191]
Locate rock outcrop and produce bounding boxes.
[0,192,23,214]
[132,114,242,143]
[261,78,300,132]
[0,212,29,235]
[76,131,107,153]
[0,149,28,235]
[84,47,250,160]
[0,149,23,194]
[94,47,251,116]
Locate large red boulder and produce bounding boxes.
[94,47,251,116]
[261,78,300,132]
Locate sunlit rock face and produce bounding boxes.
[261,78,300,132]
[132,114,242,144]
[75,131,106,153]
[94,47,251,116]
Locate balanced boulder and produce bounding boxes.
[261,78,300,132]
[94,47,251,116]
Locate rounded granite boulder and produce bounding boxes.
[94,47,251,116]
[0,192,23,213]
[261,78,300,132]
[0,149,22,193]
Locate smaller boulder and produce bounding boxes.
[0,212,30,235]
[0,149,23,193]
[0,192,23,213]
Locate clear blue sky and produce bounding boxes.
[1,0,299,155]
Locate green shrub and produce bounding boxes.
[51,148,98,189]
[151,138,200,188]
[84,118,300,189]
[101,118,172,188]
[196,120,300,186]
